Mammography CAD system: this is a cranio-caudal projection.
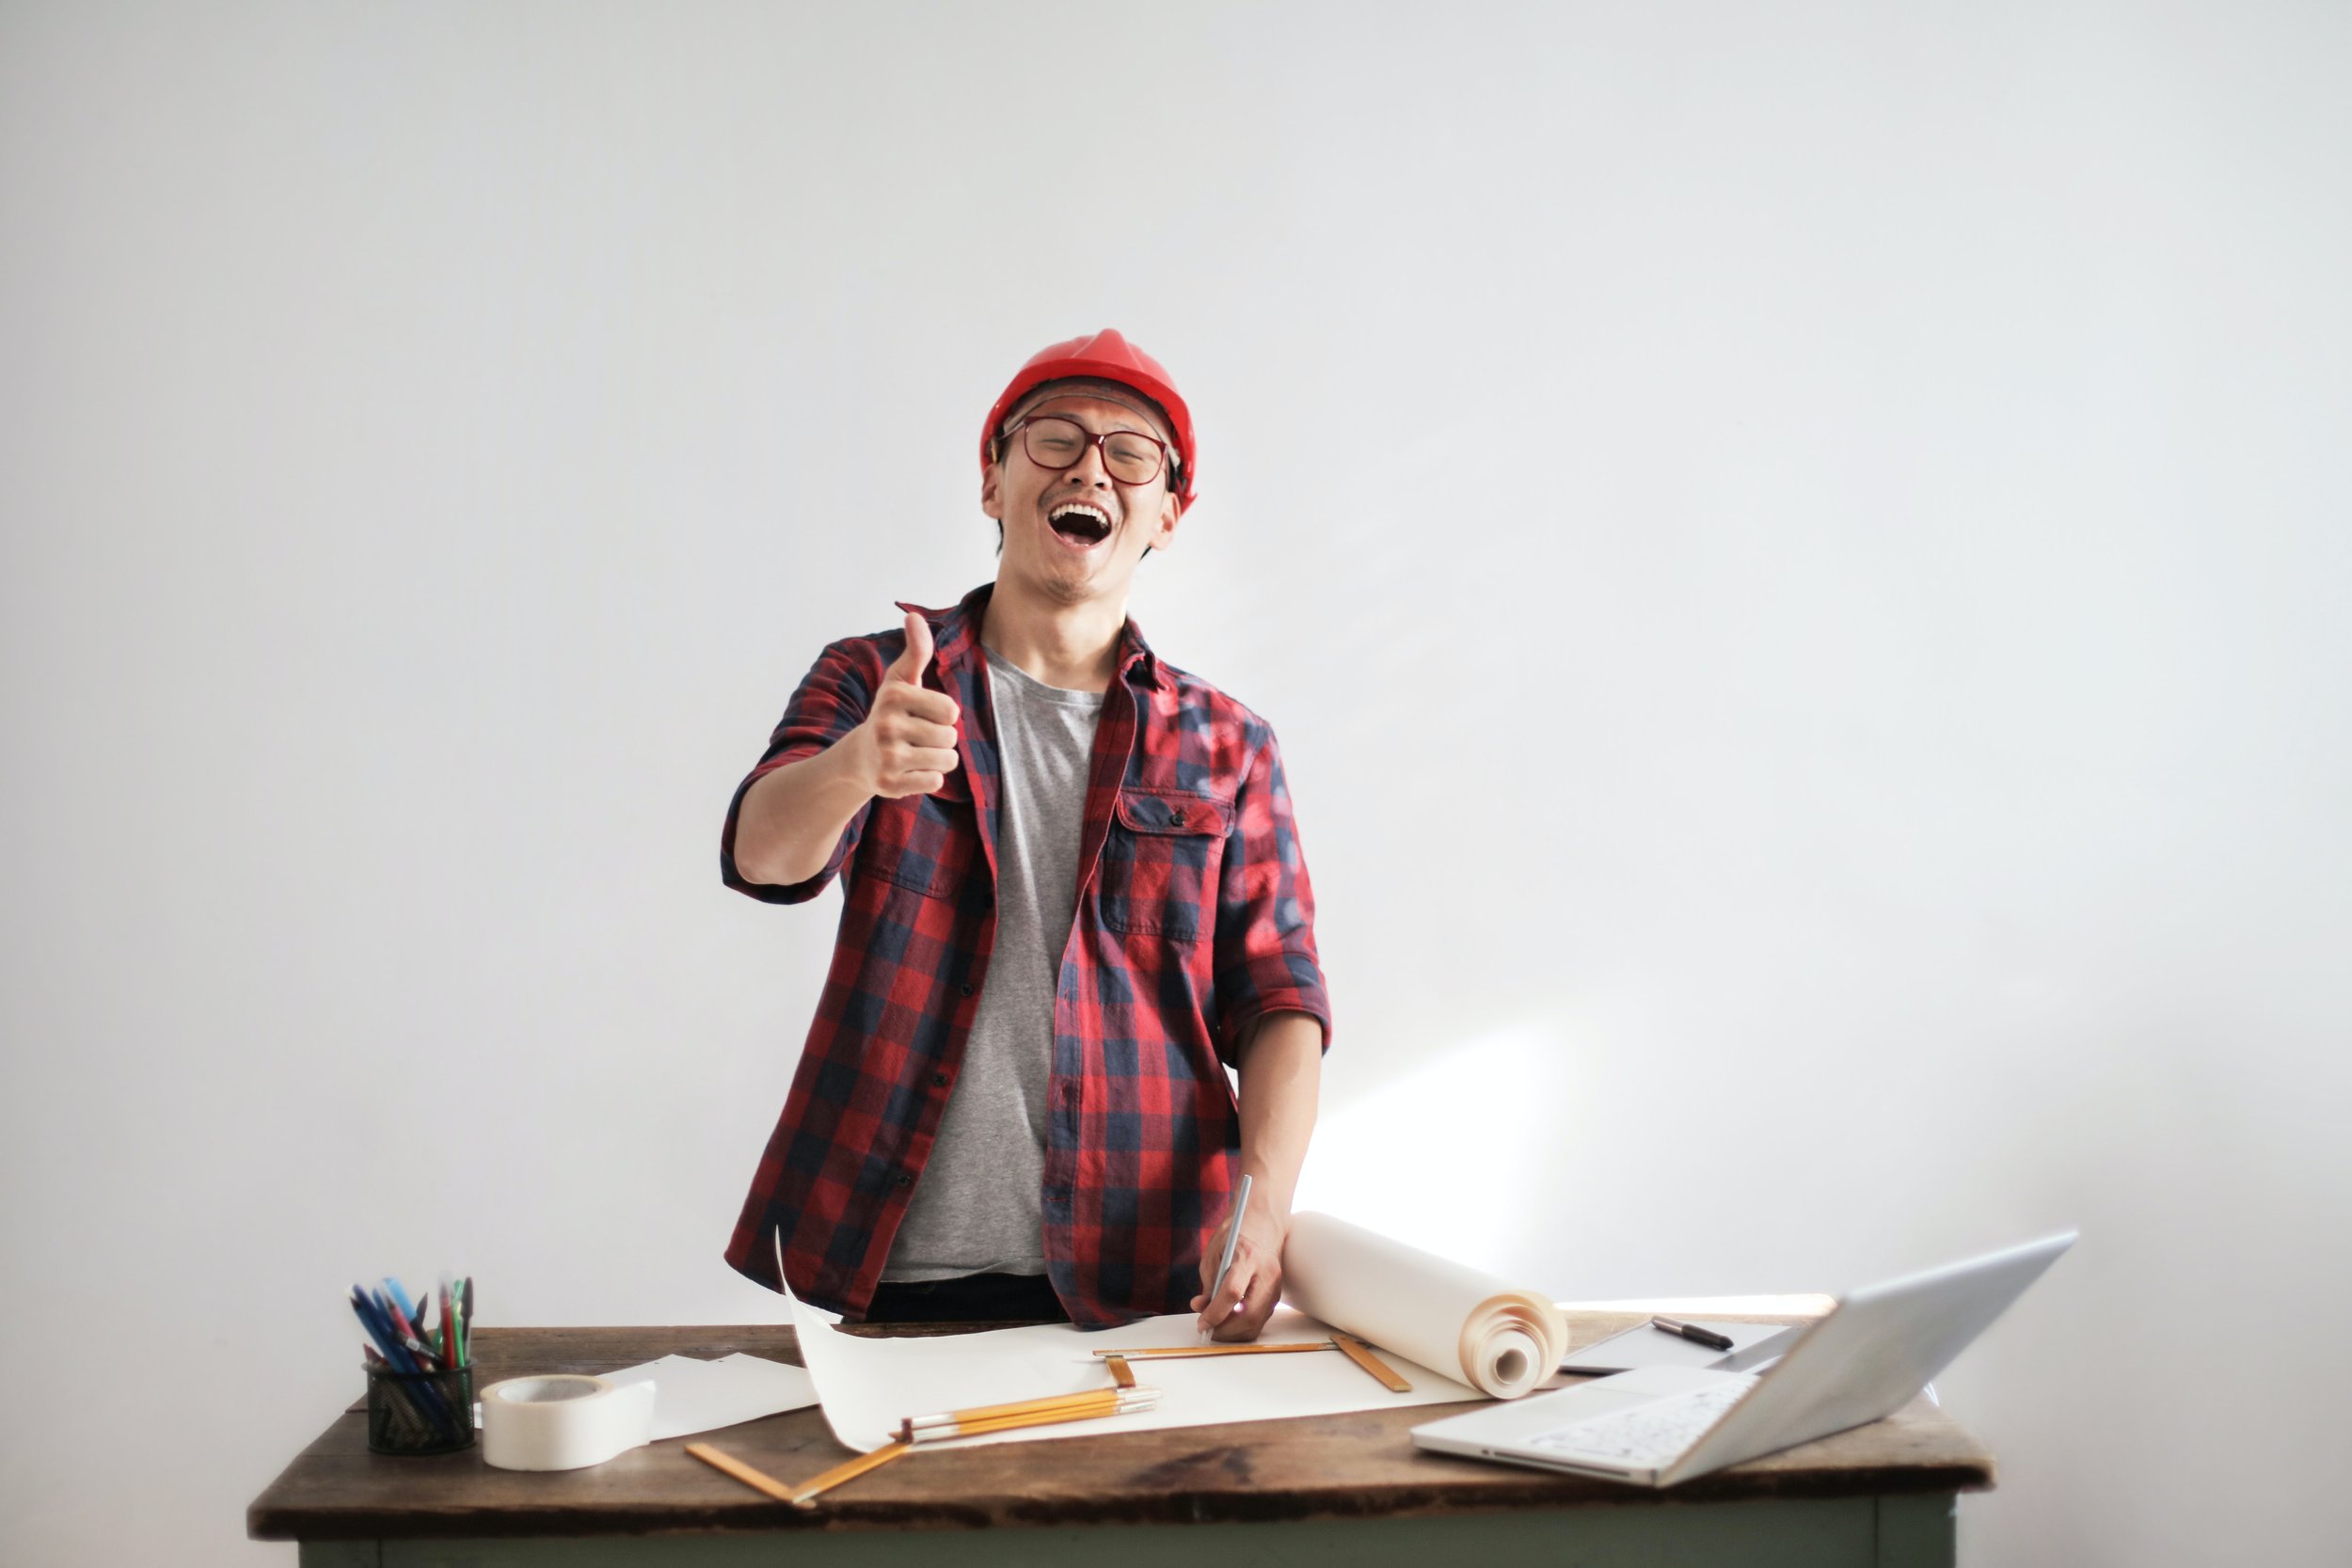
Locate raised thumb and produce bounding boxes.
[886,610,933,686]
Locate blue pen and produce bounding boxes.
[350,1287,414,1370]
[353,1288,455,1437]
[379,1279,425,1346]
[381,1275,421,1327]
[372,1287,457,1438]
[353,1287,439,1427]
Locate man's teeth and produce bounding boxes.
[1049,504,1112,541]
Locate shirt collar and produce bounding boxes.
[894,581,1166,693]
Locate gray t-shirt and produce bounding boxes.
[881,641,1103,1280]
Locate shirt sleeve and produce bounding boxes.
[1211,724,1333,1066]
[721,637,880,906]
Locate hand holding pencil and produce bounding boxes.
[1190,1174,1285,1341]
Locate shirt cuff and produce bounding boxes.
[1219,994,1331,1069]
[720,748,853,905]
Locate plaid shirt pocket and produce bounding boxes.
[1100,787,1235,942]
[854,790,976,898]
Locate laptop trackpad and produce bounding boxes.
[1485,1367,1748,1442]
[1588,1367,1750,1402]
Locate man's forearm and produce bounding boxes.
[1234,1011,1323,1214]
[733,740,877,887]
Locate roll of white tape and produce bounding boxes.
[480,1373,657,1471]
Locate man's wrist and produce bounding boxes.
[738,736,882,885]
[1233,1160,1293,1217]
[811,726,884,811]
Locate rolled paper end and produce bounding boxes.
[1479,1327,1546,1400]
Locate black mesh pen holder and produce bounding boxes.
[365,1363,476,1455]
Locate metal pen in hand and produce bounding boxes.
[1200,1174,1253,1338]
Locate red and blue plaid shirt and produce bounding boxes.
[721,581,1331,1327]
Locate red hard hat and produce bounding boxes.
[980,329,1196,509]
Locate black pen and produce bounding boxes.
[1650,1315,1735,1352]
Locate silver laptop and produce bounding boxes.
[1411,1231,2074,1487]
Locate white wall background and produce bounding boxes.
[4,3,2345,1562]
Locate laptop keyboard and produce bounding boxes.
[1528,1382,1748,1466]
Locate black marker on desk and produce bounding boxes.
[1650,1315,1735,1352]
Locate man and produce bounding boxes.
[721,330,1329,1338]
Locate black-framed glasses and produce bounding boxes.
[1002,415,1176,487]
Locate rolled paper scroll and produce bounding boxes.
[1280,1212,1566,1399]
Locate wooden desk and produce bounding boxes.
[249,1306,1995,1567]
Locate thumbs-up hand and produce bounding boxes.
[852,610,961,800]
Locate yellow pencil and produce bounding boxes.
[905,1386,1136,1430]
[905,1387,1158,1444]
[687,1440,860,1508]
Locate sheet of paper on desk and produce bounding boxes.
[788,1297,1480,1454]
[595,1353,818,1441]
[1559,1320,1800,1375]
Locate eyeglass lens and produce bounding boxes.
[1022,417,1164,484]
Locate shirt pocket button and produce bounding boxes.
[1102,789,1231,942]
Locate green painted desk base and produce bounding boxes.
[301,1492,1957,1568]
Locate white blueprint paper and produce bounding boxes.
[787,1297,1476,1454]
[596,1352,819,1440]
[782,1212,1573,1453]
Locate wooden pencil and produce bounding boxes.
[905,1388,1158,1444]
[906,1386,1136,1430]
[786,1439,914,1508]
[686,1441,806,1504]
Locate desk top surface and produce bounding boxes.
[248,1305,1996,1542]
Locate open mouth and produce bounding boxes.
[1048,502,1114,547]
